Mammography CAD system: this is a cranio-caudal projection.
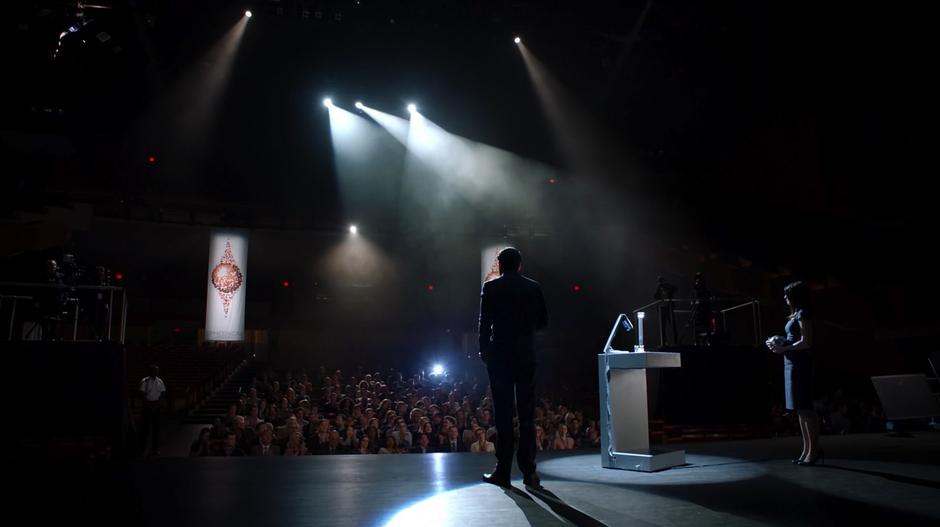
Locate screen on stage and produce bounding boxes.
[205,230,248,341]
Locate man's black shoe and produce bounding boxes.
[482,472,511,488]
[523,474,542,490]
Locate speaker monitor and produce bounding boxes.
[871,374,940,420]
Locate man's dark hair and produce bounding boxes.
[497,247,522,272]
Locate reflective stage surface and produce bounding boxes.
[12,433,940,526]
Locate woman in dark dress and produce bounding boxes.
[767,281,822,465]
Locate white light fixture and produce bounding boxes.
[635,311,646,353]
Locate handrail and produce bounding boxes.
[632,296,762,347]
[0,282,128,343]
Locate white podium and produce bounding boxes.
[598,314,685,472]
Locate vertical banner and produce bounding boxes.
[206,230,248,341]
[481,242,514,283]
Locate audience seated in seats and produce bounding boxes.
[216,431,246,456]
[316,429,343,455]
[442,426,465,452]
[189,365,607,458]
[568,417,583,445]
[234,415,256,452]
[534,425,546,452]
[411,433,433,453]
[356,435,373,455]
[284,431,307,456]
[223,404,238,430]
[378,435,399,454]
[210,417,227,441]
[553,424,575,450]
[584,420,600,448]
[392,422,412,450]
[250,423,282,456]
[340,425,359,451]
[189,427,212,457]
[470,427,495,453]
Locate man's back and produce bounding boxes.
[479,272,547,346]
[477,247,546,487]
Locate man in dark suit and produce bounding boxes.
[250,424,282,456]
[315,429,343,455]
[478,247,547,489]
[410,433,434,454]
[442,426,466,453]
[216,432,246,456]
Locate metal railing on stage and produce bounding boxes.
[632,297,762,348]
[0,282,128,343]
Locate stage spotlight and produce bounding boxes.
[430,364,445,376]
[407,103,417,114]
[349,224,358,235]
[323,97,333,108]
[245,10,252,18]
[355,101,364,109]
[514,36,521,44]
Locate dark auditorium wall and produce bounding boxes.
[5,213,909,404]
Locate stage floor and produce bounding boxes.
[15,432,940,526]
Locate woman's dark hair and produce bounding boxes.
[783,281,812,318]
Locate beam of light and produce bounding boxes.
[245,10,252,18]
[516,40,659,284]
[383,483,565,527]
[601,0,651,99]
[405,112,554,212]
[171,16,249,143]
[401,110,559,239]
[129,14,249,182]
[361,105,558,244]
[325,103,406,230]
[514,36,521,44]
[382,454,769,527]
[319,231,396,291]
[516,41,610,176]
[359,104,411,145]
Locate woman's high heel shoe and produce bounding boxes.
[797,449,825,466]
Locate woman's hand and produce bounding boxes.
[766,335,787,354]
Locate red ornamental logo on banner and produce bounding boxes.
[210,241,244,317]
